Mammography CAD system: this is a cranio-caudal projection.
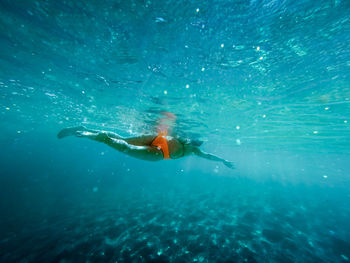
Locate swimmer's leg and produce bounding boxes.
[57,126,123,140]
[58,126,154,145]
[58,126,162,161]
[124,135,156,146]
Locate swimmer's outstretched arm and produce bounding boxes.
[188,147,235,169]
[57,126,163,161]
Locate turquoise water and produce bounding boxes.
[1,0,350,262]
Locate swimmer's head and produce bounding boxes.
[181,138,203,147]
[190,139,203,147]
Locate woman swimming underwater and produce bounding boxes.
[57,113,234,169]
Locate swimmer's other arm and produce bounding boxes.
[187,146,235,169]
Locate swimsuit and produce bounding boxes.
[151,131,170,159]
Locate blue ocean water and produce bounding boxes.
[1,0,350,262]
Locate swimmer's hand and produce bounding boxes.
[223,160,235,169]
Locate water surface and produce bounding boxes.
[1,0,350,262]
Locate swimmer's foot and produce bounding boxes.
[57,126,87,139]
